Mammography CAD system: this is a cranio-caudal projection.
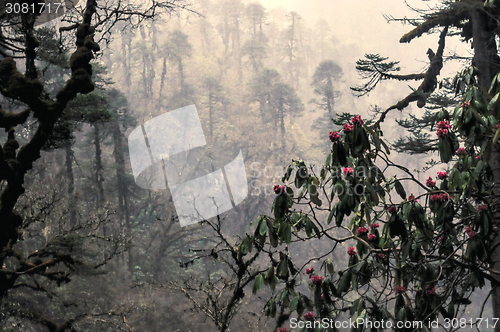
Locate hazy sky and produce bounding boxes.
[257,0,461,110]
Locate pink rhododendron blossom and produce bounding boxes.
[273,185,286,194]
[304,312,315,320]
[430,193,451,202]
[329,131,341,142]
[456,147,467,156]
[437,171,448,180]
[466,226,477,238]
[343,123,354,132]
[348,247,357,256]
[343,167,354,176]
[370,223,379,229]
[368,233,377,241]
[311,275,323,285]
[387,205,397,214]
[356,227,368,236]
[407,193,418,202]
[461,101,470,108]
[351,115,364,126]
[395,286,406,293]
[305,267,314,275]
[426,177,436,188]
[478,204,488,211]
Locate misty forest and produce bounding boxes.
[1,0,500,331]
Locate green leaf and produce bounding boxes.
[259,218,267,236]
[284,223,292,244]
[327,208,335,225]
[488,92,499,110]
[326,259,334,274]
[290,296,299,312]
[278,257,289,277]
[265,266,275,281]
[394,179,406,200]
[310,184,322,206]
[252,274,264,294]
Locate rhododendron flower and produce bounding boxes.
[461,101,470,108]
[378,253,385,258]
[426,288,436,295]
[478,204,488,211]
[431,193,451,202]
[311,275,323,285]
[368,233,377,241]
[305,267,314,274]
[456,147,467,156]
[329,131,341,142]
[348,247,357,256]
[436,128,448,137]
[370,223,379,229]
[466,226,477,238]
[395,286,406,293]
[351,115,364,126]
[277,329,288,332]
[476,155,481,160]
[437,171,448,180]
[343,167,354,176]
[496,124,500,128]
[439,236,444,242]
[426,177,436,188]
[343,123,354,132]
[437,120,451,130]
[387,205,397,214]
[304,312,315,320]
[356,227,368,236]
[273,185,286,194]
[407,193,417,202]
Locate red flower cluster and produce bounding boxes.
[304,312,315,320]
[437,171,448,180]
[407,193,418,202]
[439,236,444,243]
[426,287,436,295]
[387,205,397,214]
[466,226,477,238]
[436,120,451,138]
[305,267,314,275]
[426,176,436,188]
[343,167,354,176]
[273,184,286,194]
[370,223,379,229]
[311,275,323,285]
[348,247,357,256]
[456,147,467,156]
[478,204,488,211]
[329,131,341,142]
[368,233,377,241]
[430,193,451,201]
[277,329,288,332]
[461,101,470,108]
[343,123,354,132]
[356,227,368,236]
[476,155,481,160]
[395,286,406,293]
[351,115,364,126]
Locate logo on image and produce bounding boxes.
[128,105,248,227]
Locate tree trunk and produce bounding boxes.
[65,145,77,227]
[112,116,133,272]
[470,9,500,329]
[93,123,105,236]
